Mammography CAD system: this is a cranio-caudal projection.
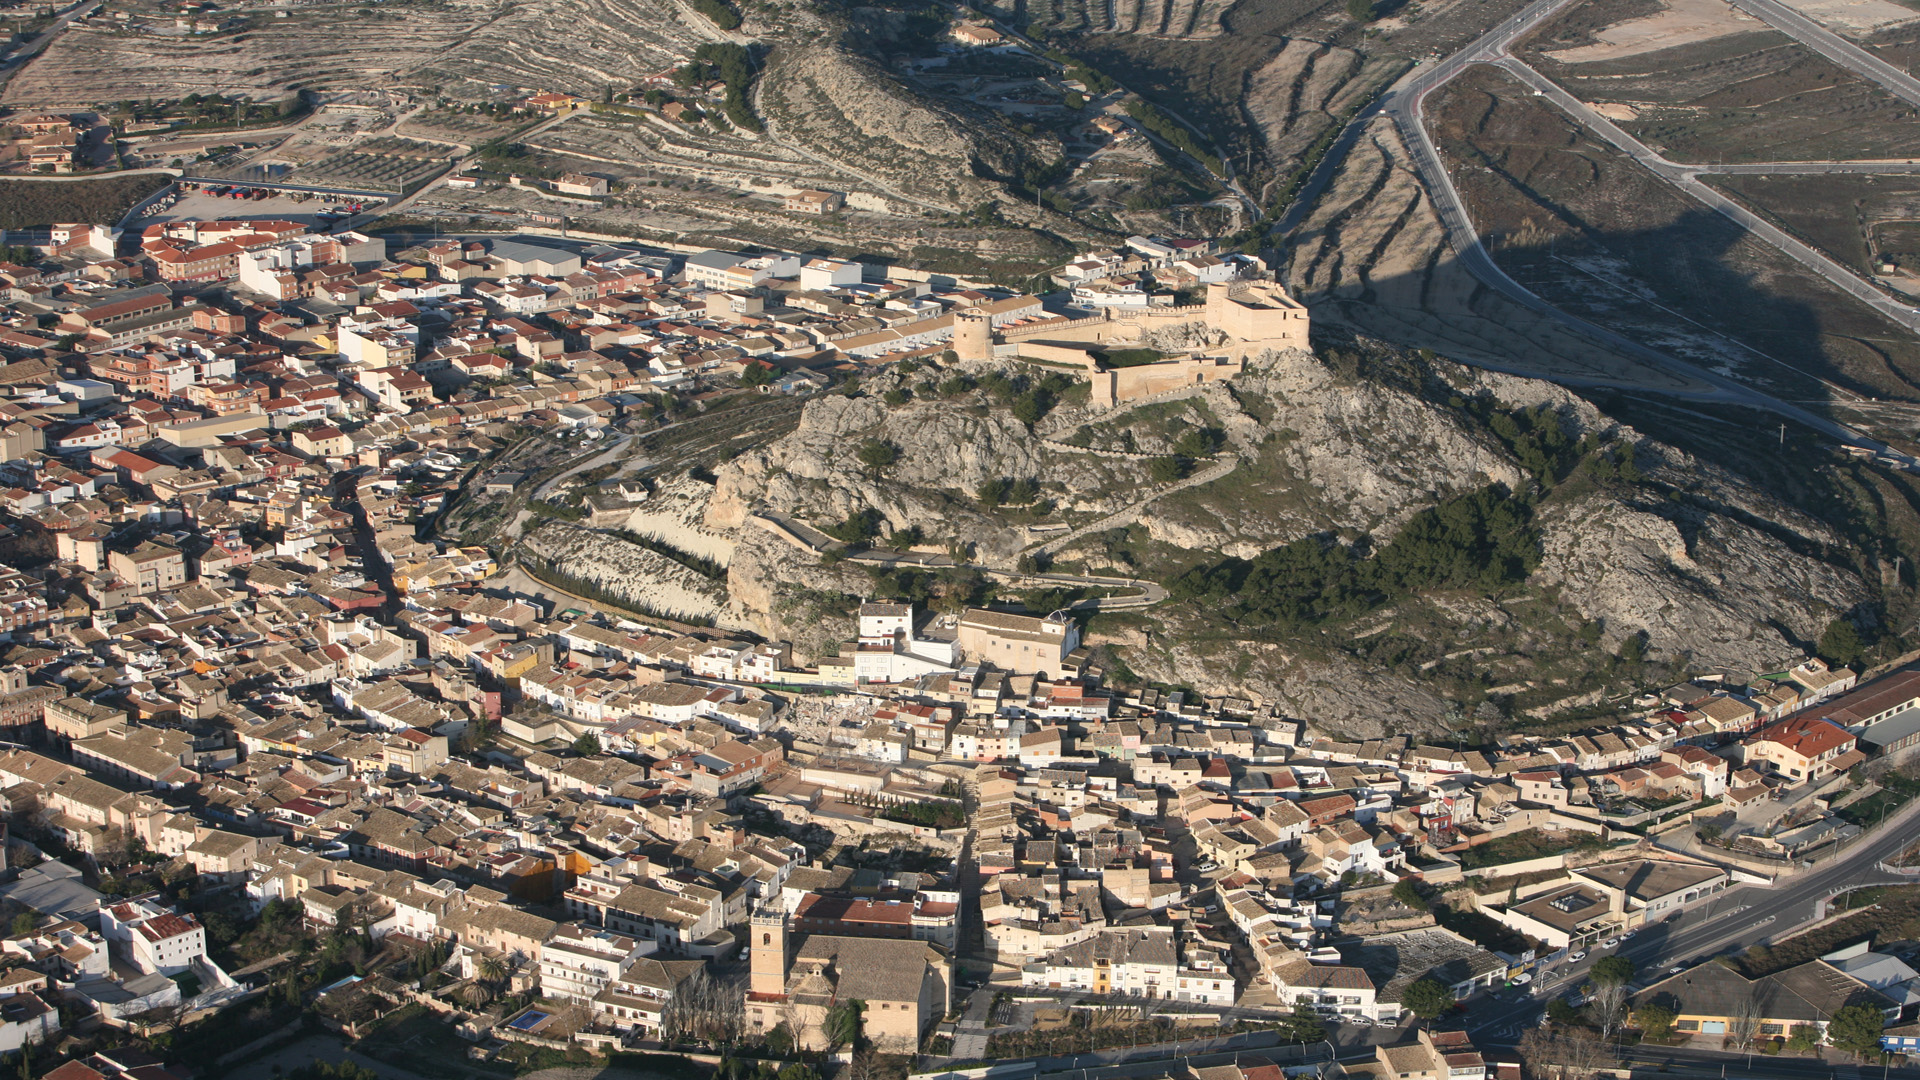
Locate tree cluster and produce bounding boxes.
[690,0,741,28]
[822,509,883,545]
[977,476,1044,510]
[1122,100,1223,175]
[693,43,763,131]
[1167,484,1542,634]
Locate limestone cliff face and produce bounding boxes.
[695,352,1870,734]
[709,385,1144,561]
[724,530,874,663]
[1531,490,1864,671]
[1134,352,1532,559]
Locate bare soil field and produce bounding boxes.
[1428,64,1920,401]
[1520,9,1920,163]
[1542,0,1762,62]
[1778,0,1919,32]
[1864,21,1920,76]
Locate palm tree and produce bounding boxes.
[473,953,509,1003]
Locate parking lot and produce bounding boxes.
[130,187,385,229]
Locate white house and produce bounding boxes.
[539,924,656,1004]
[799,258,864,290]
[100,898,207,976]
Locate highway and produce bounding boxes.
[1465,792,1920,1050]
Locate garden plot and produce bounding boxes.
[294,137,455,193]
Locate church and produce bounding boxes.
[745,905,952,1052]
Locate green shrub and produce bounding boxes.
[690,0,740,28]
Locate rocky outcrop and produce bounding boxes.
[1532,493,1866,671]
[1132,351,1532,559]
[708,381,1145,562]
[693,351,1870,735]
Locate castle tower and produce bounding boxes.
[952,309,993,362]
[1203,281,1235,335]
[750,905,788,998]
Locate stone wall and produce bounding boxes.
[1093,355,1243,408]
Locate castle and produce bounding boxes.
[955,280,1312,408]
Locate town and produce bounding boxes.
[0,202,1911,1080]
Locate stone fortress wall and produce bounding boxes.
[965,281,1312,408]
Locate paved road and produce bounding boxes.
[1494,56,1920,352]
[0,0,97,91]
[1725,0,1920,106]
[1379,0,1910,458]
[1707,160,1920,174]
[1466,792,1920,1050]
[1617,1044,1891,1079]
[531,433,634,500]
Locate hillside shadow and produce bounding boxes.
[1306,201,1920,411]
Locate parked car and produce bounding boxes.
[1567,950,1588,962]
[1602,937,1621,948]
[1508,973,1533,986]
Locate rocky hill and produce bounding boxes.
[686,348,1871,737]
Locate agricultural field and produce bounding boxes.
[295,137,457,193]
[395,108,527,147]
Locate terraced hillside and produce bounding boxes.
[4,2,494,105]
[1008,0,1240,37]
[1059,0,1509,203]
[756,44,1055,214]
[530,113,849,197]
[1245,40,1405,197]
[3,0,726,107]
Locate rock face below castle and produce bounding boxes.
[687,348,1868,737]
